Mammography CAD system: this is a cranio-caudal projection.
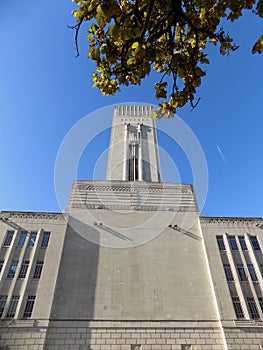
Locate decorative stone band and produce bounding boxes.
[0,212,66,223]
[200,216,263,228]
[68,180,199,213]
[233,319,263,327]
[114,105,154,117]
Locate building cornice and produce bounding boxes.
[200,216,263,228]
[68,181,199,213]
[0,211,66,224]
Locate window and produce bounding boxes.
[237,264,248,281]
[0,260,4,273]
[17,231,27,247]
[223,264,234,281]
[0,296,7,317]
[247,297,260,319]
[229,236,238,250]
[7,260,18,278]
[258,297,263,313]
[41,232,50,248]
[23,296,35,318]
[247,263,258,282]
[33,261,43,279]
[232,297,244,318]
[6,296,19,318]
[250,236,261,251]
[28,232,37,247]
[238,236,248,250]
[18,260,29,278]
[2,231,14,247]
[216,236,226,250]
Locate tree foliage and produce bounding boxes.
[71,0,263,116]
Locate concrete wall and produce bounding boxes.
[106,106,161,182]
[201,217,263,349]
[0,212,67,349]
[51,211,217,321]
[201,217,263,321]
[1,214,263,350]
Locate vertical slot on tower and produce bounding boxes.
[128,132,139,181]
[135,142,138,181]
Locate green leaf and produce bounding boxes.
[132,42,139,49]
[88,47,100,61]
[86,34,93,41]
[72,0,262,115]
[127,57,136,65]
[96,13,106,28]
[252,35,263,54]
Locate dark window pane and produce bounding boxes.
[0,260,4,273]
[237,264,248,281]
[23,296,35,318]
[2,231,14,247]
[41,232,50,248]
[7,260,18,278]
[33,261,44,279]
[223,264,234,282]
[0,296,7,317]
[258,297,263,313]
[229,236,238,251]
[17,231,27,247]
[216,236,225,250]
[238,236,248,250]
[232,297,244,318]
[247,297,260,319]
[28,232,37,247]
[247,264,258,282]
[6,296,19,318]
[250,236,261,251]
[18,261,29,279]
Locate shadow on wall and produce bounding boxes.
[44,217,100,348]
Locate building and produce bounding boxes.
[0,105,263,350]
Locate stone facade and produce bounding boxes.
[45,320,224,350]
[0,106,263,350]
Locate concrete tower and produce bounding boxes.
[106,105,161,182]
[50,105,219,343]
[0,106,263,350]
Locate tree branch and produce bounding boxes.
[68,19,83,57]
[139,0,155,40]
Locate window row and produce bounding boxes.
[0,295,35,318]
[223,263,259,282]
[2,231,50,248]
[217,235,261,251]
[0,260,44,279]
[232,296,263,319]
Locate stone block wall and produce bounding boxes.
[0,326,47,350]
[224,326,263,350]
[44,320,224,350]
[1,320,263,349]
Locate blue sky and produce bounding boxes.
[0,0,263,217]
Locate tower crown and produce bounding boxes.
[106,105,162,182]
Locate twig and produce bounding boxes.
[68,19,83,57]
[139,0,155,40]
